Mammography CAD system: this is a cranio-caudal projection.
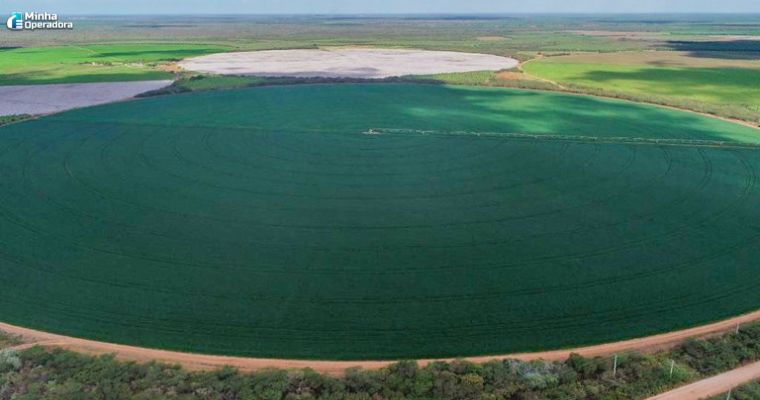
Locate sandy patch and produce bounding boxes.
[179,49,518,79]
[2,309,759,376]
[0,80,173,116]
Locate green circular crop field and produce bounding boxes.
[1,84,759,360]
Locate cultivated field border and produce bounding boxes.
[3,309,760,376]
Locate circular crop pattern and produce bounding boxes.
[0,84,759,360]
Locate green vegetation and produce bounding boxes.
[712,381,760,400]
[3,322,760,400]
[149,71,552,96]
[0,332,20,349]
[0,16,656,85]
[8,14,759,53]
[138,75,272,96]
[176,75,268,91]
[409,70,562,91]
[3,15,758,124]
[413,70,499,85]
[0,84,758,359]
[0,44,228,85]
[0,115,32,126]
[523,62,759,106]
[523,58,760,122]
[154,75,361,94]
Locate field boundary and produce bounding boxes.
[3,309,760,376]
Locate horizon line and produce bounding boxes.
[3,12,760,16]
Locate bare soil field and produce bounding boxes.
[179,49,518,78]
[0,80,172,116]
[3,309,760,376]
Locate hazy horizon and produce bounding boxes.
[2,0,759,15]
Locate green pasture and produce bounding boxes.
[523,61,760,116]
[0,84,758,360]
[0,44,228,85]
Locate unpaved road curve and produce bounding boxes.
[0,80,172,116]
[3,309,760,376]
[647,360,760,400]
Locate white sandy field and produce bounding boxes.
[179,49,519,79]
[0,80,173,116]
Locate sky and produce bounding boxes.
[2,0,759,14]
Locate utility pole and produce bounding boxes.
[612,354,618,378]
[726,389,732,400]
[669,360,675,379]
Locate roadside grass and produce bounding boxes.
[0,44,228,85]
[0,331,21,350]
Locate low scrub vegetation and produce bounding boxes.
[0,331,20,349]
[0,114,31,126]
[2,323,760,400]
[143,70,560,97]
[711,380,760,400]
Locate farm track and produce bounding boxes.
[3,309,760,375]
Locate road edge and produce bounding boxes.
[2,309,760,376]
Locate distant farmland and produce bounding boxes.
[0,84,759,360]
[522,52,760,121]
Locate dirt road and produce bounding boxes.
[647,361,760,400]
[2,309,760,376]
